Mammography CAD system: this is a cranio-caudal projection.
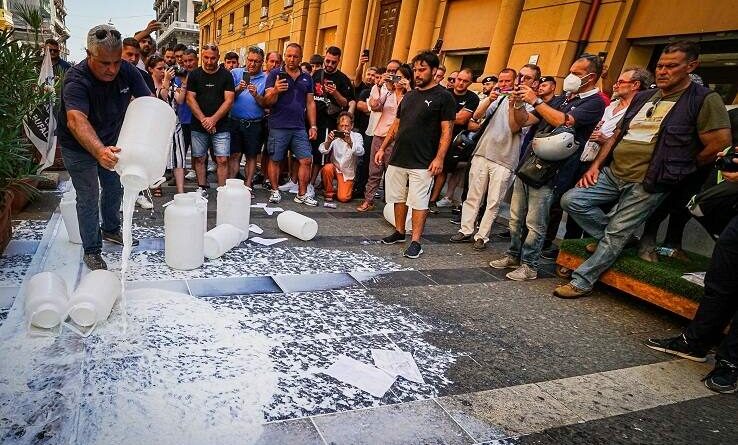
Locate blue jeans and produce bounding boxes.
[506,177,554,269]
[61,148,122,255]
[191,130,230,157]
[561,167,666,291]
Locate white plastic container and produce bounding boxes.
[67,270,121,328]
[59,189,82,244]
[204,223,244,259]
[216,178,251,240]
[165,194,204,270]
[383,203,413,232]
[24,272,69,329]
[114,96,177,191]
[277,210,318,241]
[187,191,208,233]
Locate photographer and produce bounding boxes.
[554,42,731,298]
[319,112,365,202]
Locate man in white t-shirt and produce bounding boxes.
[450,65,539,250]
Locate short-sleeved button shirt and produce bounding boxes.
[58,59,152,153]
[265,68,314,130]
[230,69,266,120]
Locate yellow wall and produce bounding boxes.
[627,0,738,38]
[442,0,498,51]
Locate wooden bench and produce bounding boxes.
[556,239,710,320]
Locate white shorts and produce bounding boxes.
[384,165,434,210]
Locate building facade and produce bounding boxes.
[196,0,738,104]
[0,0,13,31]
[155,0,203,50]
[5,0,69,58]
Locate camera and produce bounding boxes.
[333,130,348,138]
[389,75,402,83]
[715,152,738,172]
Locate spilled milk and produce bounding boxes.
[118,188,138,330]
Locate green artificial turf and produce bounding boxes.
[559,238,711,301]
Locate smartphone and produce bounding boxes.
[362,49,370,58]
[432,38,443,54]
[242,72,250,85]
[325,80,335,87]
[333,130,347,138]
[390,75,401,83]
[278,71,288,81]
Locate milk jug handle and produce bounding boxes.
[162,199,175,208]
[26,312,62,337]
[61,307,98,338]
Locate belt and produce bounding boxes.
[232,117,263,123]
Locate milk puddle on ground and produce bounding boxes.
[0,289,278,445]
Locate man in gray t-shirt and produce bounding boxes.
[450,65,539,248]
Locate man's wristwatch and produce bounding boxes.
[470,117,481,124]
[310,125,318,130]
[532,97,544,107]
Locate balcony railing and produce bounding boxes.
[157,20,200,42]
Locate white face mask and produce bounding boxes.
[563,72,592,93]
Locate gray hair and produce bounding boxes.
[87,24,122,57]
[622,66,653,91]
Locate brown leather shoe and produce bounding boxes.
[585,242,597,254]
[356,201,374,212]
[553,283,591,299]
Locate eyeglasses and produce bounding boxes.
[94,29,121,41]
[646,96,662,119]
[614,79,635,85]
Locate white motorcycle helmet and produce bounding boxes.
[531,127,578,161]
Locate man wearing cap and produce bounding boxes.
[477,75,498,100]
[58,25,153,271]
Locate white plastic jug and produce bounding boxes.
[67,270,121,328]
[187,191,208,233]
[59,189,82,244]
[216,178,251,240]
[25,272,69,329]
[114,96,177,191]
[383,203,413,232]
[204,223,244,259]
[277,210,318,241]
[165,194,204,270]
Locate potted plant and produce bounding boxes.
[0,25,48,250]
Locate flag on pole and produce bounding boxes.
[23,47,58,173]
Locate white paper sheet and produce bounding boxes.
[371,349,425,384]
[248,224,263,234]
[681,272,706,287]
[263,207,284,216]
[249,236,288,246]
[250,203,267,208]
[322,355,396,398]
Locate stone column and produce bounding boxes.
[340,0,370,74]
[302,0,321,55]
[334,0,352,51]
[407,0,441,57]
[391,0,419,62]
[483,0,524,75]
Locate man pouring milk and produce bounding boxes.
[58,25,153,270]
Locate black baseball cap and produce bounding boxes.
[479,75,498,84]
[539,76,556,84]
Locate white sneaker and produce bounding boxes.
[294,193,318,206]
[269,190,282,203]
[278,179,298,192]
[307,184,316,198]
[506,264,538,281]
[136,194,153,209]
[489,255,520,269]
[185,170,197,181]
[436,197,454,208]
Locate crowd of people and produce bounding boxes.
[53,22,738,392]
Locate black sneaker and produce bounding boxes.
[83,253,108,270]
[451,206,462,216]
[449,232,473,243]
[703,360,738,394]
[428,202,439,214]
[102,230,140,247]
[449,213,461,225]
[645,334,708,362]
[496,230,511,240]
[403,241,423,259]
[472,238,487,251]
[381,231,406,245]
[540,247,559,260]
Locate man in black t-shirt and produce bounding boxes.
[186,44,235,191]
[309,46,355,194]
[58,25,152,271]
[429,68,480,210]
[375,51,456,259]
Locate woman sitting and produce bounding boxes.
[319,112,364,203]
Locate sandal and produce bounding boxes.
[152,188,163,198]
[356,201,374,212]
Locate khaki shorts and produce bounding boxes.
[384,165,435,210]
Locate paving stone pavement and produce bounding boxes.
[1,181,735,445]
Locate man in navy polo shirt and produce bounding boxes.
[58,25,152,271]
[229,46,268,187]
[263,42,318,206]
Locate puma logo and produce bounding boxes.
[424,100,432,107]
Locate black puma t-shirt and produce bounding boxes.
[389,84,456,169]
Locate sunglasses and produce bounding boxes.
[646,96,662,119]
[94,29,121,40]
[202,44,219,51]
